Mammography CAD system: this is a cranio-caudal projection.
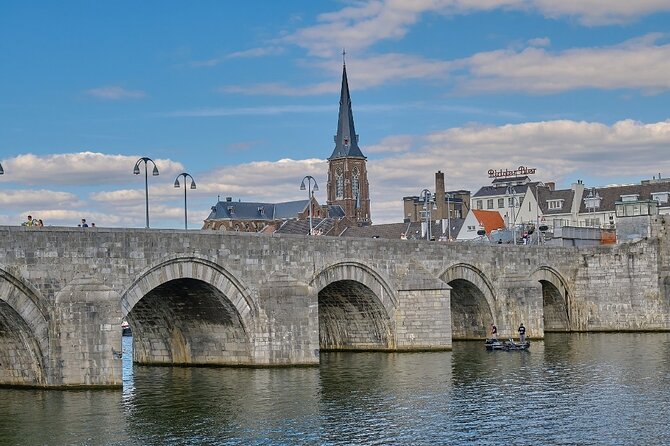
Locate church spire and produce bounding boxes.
[329,57,365,160]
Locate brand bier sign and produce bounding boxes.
[488,165,537,178]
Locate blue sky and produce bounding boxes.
[2,1,670,227]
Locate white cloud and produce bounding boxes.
[1,152,184,186]
[85,86,146,100]
[280,0,670,58]
[459,34,670,93]
[363,135,415,154]
[527,37,551,47]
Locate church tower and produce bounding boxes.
[327,60,371,225]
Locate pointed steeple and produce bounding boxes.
[329,59,365,160]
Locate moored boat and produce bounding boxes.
[485,338,529,351]
[121,320,132,337]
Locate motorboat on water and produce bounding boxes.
[121,320,132,337]
[485,337,529,351]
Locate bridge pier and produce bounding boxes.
[53,278,122,387]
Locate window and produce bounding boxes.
[585,218,600,227]
[352,167,360,200]
[498,198,504,208]
[508,197,515,207]
[467,225,475,231]
[547,200,563,210]
[476,200,483,210]
[487,199,494,209]
[652,192,669,204]
[620,194,639,202]
[336,168,344,199]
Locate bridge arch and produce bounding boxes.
[441,263,497,339]
[310,261,397,350]
[0,266,49,386]
[531,266,571,332]
[121,255,256,365]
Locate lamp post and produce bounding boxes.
[133,157,159,228]
[300,176,319,235]
[174,172,196,230]
[446,192,452,241]
[420,188,433,241]
[507,185,517,244]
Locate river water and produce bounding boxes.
[1,333,669,445]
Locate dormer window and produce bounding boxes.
[258,206,265,216]
[651,192,669,204]
[584,188,602,210]
[620,194,639,202]
[547,199,564,210]
[227,206,235,215]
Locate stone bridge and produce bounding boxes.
[1,220,669,388]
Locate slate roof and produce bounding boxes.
[577,182,670,213]
[341,219,465,240]
[537,187,575,215]
[206,199,309,221]
[329,63,365,160]
[472,181,541,198]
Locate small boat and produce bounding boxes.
[485,338,529,351]
[121,320,132,337]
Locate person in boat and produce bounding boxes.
[518,323,526,343]
[490,323,498,339]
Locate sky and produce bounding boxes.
[2,1,670,228]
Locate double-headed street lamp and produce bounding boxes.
[420,188,434,241]
[300,176,319,235]
[174,172,196,230]
[133,157,159,228]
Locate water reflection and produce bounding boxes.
[1,334,669,445]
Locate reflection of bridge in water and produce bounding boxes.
[1,222,669,387]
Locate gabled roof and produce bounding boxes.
[206,199,309,221]
[471,210,505,233]
[329,63,366,160]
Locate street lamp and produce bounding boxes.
[133,157,159,228]
[420,188,434,241]
[174,172,196,230]
[506,185,517,244]
[300,176,319,235]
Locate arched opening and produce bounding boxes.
[447,279,492,339]
[318,279,392,350]
[441,264,496,340]
[533,267,571,332]
[127,278,251,365]
[0,301,46,386]
[541,280,569,332]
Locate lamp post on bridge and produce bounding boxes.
[420,188,434,241]
[174,172,196,230]
[506,185,518,244]
[300,175,319,235]
[133,157,159,228]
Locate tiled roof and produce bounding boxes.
[471,210,505,233]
